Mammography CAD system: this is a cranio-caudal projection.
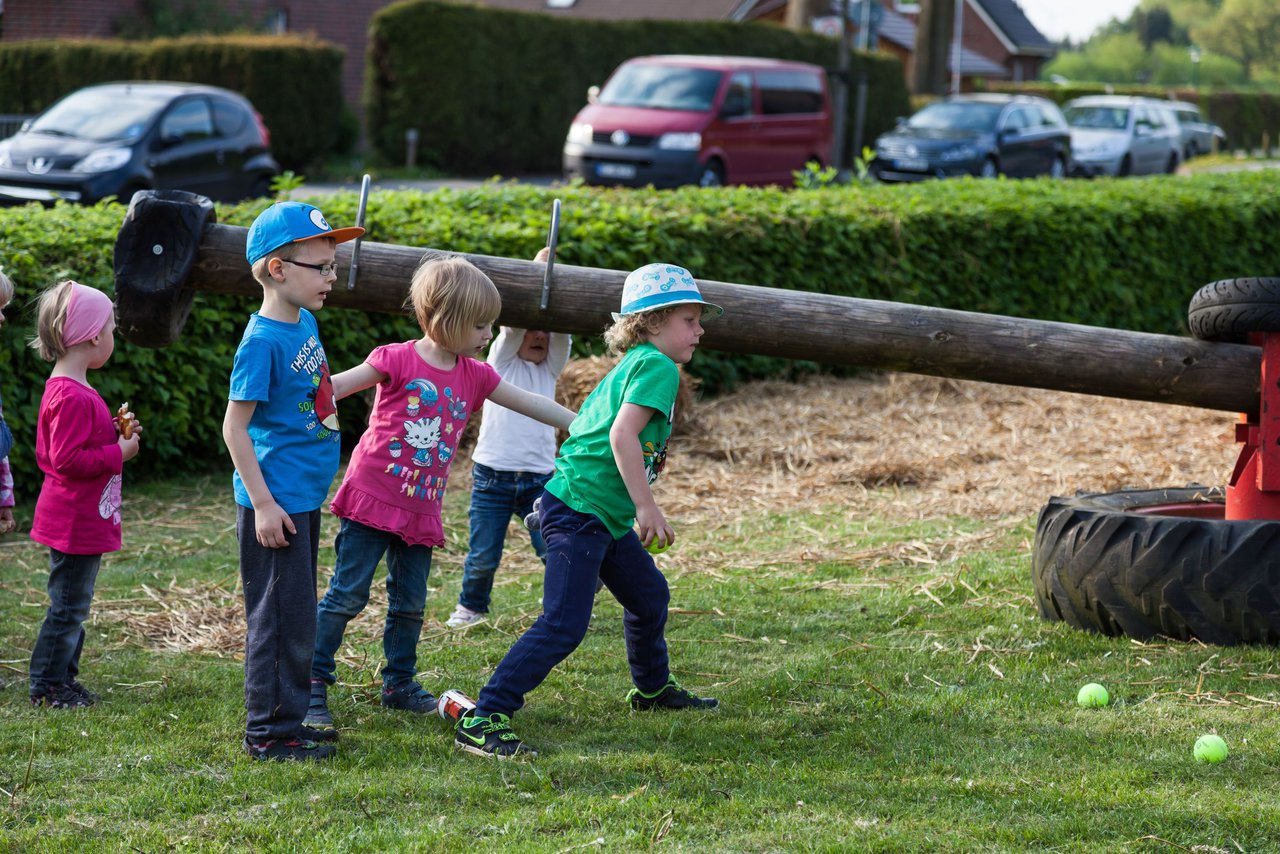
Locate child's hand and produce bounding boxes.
[0,507,14,535]
[118,432,141,462]
[634,503,673,552]
[254,500,297,549]
[533,247,551,263]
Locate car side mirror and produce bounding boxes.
[1135,124,1151,137]
[587,85,599,105]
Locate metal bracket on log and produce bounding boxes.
[112,191,1261,414]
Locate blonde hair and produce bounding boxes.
[407,256,501,351]
[249,237,334,287]
[29,280,76,362]
[604,306,679,357]
[0,266,13,306]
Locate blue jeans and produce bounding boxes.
[29,549,101,694]
[313,517,433,688]
[476,491,671,718]
[458,463,549,613]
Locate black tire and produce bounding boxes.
[1187,277,1280,343]
[697,160,725,188]
[113,189,217,348]
[1032,487,1280,645]
[1166,152,1179,174]
[1118,154,1132,177]
[247,174,273,200]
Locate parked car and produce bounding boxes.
[0,81,279,205]
[562,55,832,188]
[1169,100,1227,159]
[1063,95,1181,177]
[871,94,1071,183]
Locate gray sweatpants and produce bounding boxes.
[237,505,320,742]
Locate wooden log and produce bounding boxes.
[158,221,1266,414]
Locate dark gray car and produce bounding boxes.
[872,94,1071,183]
[0,81,279,205]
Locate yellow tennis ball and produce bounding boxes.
[645,538,669,555]
[1194,734,1228,763]
[1076,683,1109,708]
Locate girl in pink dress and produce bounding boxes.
[28,281,143,709]
[307,253,574,731]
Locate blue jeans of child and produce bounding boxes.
[313,517,433,688]
[458,463,549,613]
[475,491,671,718]
[29,549,101,695]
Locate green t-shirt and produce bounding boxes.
[545,342,678,538]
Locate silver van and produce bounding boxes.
[1063,95,1181,177]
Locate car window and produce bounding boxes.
[29,87,170,143]
[160,99,216,142]
[1002,108,1031,132]
[1037,103,1067,128]
[598,64,724,112]
[721,72,754,119]
[212,97,248,136]
[1064,105,1129,131]
[756,70,825,115]
[907,101,1001,131]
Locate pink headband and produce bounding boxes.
[62,283,115,349]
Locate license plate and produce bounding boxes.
[597,162,637,179]
[894,158,928,172]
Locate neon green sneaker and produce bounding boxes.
[627,678,719,711]
[455,712,537,758]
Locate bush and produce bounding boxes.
[2,171,1278,482]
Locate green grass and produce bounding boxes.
[3,475,1279,852]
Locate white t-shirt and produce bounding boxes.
[472,327,571,474]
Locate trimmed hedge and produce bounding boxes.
[0,36,345,171]
[2,171,1278,485]
[366,0,910,175]
[985,81,1280,152]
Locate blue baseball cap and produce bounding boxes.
[245,201,365,265]
[614,263,723,322]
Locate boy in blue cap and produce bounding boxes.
[456,263,722,759]
[223,201,363,762]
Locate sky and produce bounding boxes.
[1015,0,1143,44]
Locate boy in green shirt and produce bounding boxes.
[457,263,722,758]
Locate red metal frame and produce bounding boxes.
[1226,333,1280,520]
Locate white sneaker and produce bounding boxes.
[446,604,486,628]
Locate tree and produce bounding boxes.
[911,0,954,95]
[1193,0,1280,81]
[785,0,828,31]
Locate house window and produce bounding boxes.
[266,9,287,34]
[547,0,576,7]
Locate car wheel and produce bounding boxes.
[1118,154,1132,177]
[1166,151,1180,174]
[1048,156,1066,179]
[979,157,999,179]
[113,183,149,205]
[697,160,725,188]
[248,175,274,200]
[1031,486,1280,645]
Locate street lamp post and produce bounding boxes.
[1189,46,1202,88]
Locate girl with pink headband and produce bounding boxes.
[26,280,142,709]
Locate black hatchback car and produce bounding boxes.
[0,81,279,205]
[873,94,1071,183]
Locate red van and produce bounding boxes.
[562,55,833,188]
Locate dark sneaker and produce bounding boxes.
[304,679,334,730]
[455,713,536,758]
[381,681,437,715]
[298,724,339,743]
[243,736,336,762]
[627,679,719,711]
[66,680,100,704]
[30,682,95,709]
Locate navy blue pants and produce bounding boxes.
[476,491,671,718]
[238,505,320,741]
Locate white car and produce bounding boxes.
[1169,101,1227,159]
[1063,95,1181,177]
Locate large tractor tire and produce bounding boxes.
[1031,487,1280,645]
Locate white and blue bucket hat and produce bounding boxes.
[613,263,724,322]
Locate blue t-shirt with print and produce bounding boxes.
[228,309,341,514]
